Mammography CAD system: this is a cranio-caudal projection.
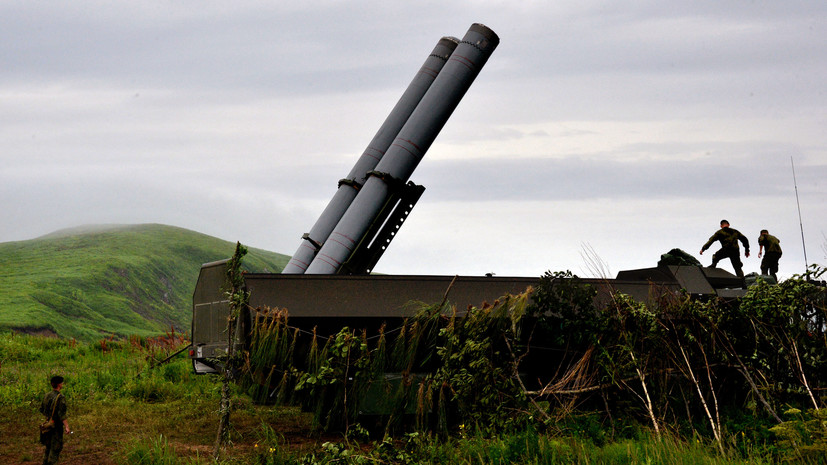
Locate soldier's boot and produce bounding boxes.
[735,267,747,288]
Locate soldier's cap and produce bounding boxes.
[720,219,729,225]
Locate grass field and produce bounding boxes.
[1,333,800,465]
[0,224,288,341]
[0,332,336,464]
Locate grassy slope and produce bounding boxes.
[0,224,288,341]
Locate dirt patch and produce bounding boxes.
[13,327,58,338]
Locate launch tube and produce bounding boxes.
[282,37,459,274]
[305,23,499,274]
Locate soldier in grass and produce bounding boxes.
[699,219,750,278]
[40,375,70,465]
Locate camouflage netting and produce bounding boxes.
[657,248,702,267]
[237,267,827,443]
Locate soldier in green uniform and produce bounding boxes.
[40,375,69,465]
[699,219,750,278]
[757,229,782,280]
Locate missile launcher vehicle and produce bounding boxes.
[189,23,749,376]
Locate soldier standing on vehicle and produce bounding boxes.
[757,229,782,281]
[40,375,69,465]
[699,219,750,278]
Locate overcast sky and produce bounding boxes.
[2,1,825,280]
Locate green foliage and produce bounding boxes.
[251,423,292,465]
[425,292,532,433]
[116,434,201,465]
[226,242,251,322]
[0,224,288,341]
[127,375,182,402]
[770,408,827,463]
[527,268,827,441]
[295,429,772,465]
[237,265,827,463]
[242,293,535,434]
[531,270,602,347]
[293,327,372,430]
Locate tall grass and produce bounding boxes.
[0,331,214,408]
[241,300,452,431]
[301,429,778,465]
[116,435,202,465]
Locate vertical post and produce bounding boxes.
[213,242,248,460]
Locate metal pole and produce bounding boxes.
[282,37,459,274]
[791,156,809,271]
[306,24,499,274]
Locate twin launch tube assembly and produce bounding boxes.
[281,36,459,273]
[283,23,499,275]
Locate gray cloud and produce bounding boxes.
[416,151,824,203]
[1,1,825,279]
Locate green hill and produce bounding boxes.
[0,224,289,341]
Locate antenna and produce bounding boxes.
[791,156,809,271]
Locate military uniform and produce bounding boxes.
[758,233,782,279]
[701,227,750,277]
[39,390,66,465]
